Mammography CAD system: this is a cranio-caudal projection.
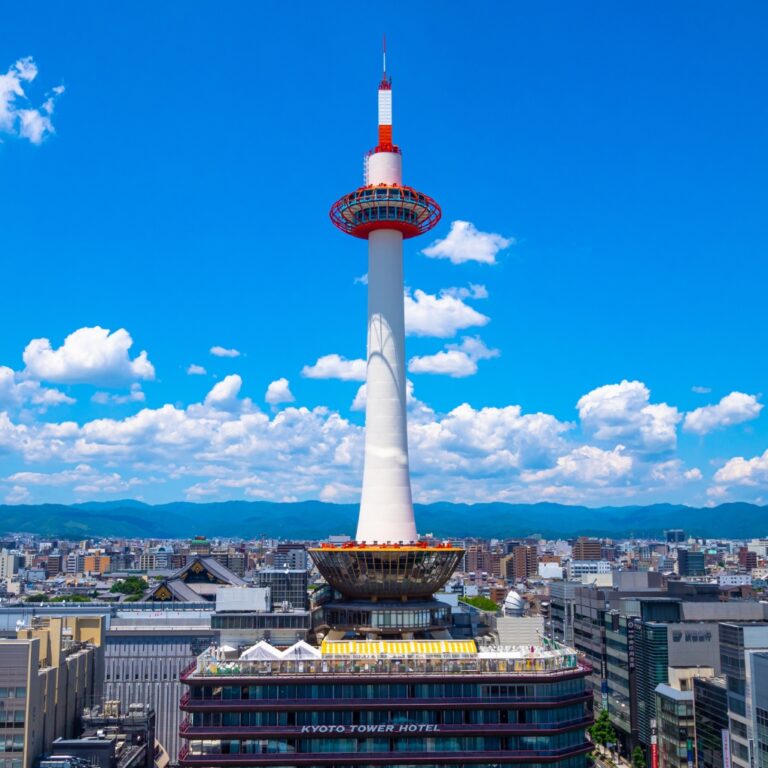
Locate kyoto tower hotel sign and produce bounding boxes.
[314,46,461,605]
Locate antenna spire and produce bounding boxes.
[382,34,387,77]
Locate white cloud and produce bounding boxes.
[691,386,712,394]
[265,378,295,406]
[683,392,763,435]
[4,485,31,504]
[353,274,368,285]
[91,383,145,405]
[713,449,768,487]
[440,284,489,300]
[187,364,207,376]
[422,221,514,265]
[0,373,735,506]
[408,403,571,483]
[404,287,489,338]
[302,354,366,382]
[5,464,143,496]
[408,336,499,378]
[210,346,241,358]
[204,374,244,410]
[521,445,633,488]
[0,365,74,411]
[351,384,367,412]
[0,57,63,144]
[23,326,155,385]
[319,482,360,502]
[577,380,681,453]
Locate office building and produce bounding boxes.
[665,530,686,544]
[0,615,105,768]
[549,581,580,647]
[0,550,22,581]
[567,560,611,580]
[677,549,705,577]
[719,623,768,768]
[654,684,694,768]
[104,609,214,761]
[572,539,602,562]
[47,701,158,768]
[693,676,728,768]
[254,569,308,611]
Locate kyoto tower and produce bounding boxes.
[329,41,441,545]
[311,44,462,616]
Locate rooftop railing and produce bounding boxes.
[183,649,585,681]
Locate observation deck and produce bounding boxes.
[329,184,441,239]
[309,542,463,601]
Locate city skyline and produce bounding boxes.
[2,4,768,508]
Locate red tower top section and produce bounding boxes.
[376,35,394,152]
[329,43,441,240]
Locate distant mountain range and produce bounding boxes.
[0,500,766,540]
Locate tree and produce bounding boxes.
[589,709,618,752]
[459,596,500,612]
[632,746,647,768]
[50,594,91,603]
[110,576,147,596]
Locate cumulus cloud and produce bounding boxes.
[23,326,155,386]
[302,354,366,382]
[6,464,142,495]
[0,57,63,144]
[713,449,768,488]
[408,336,499,378]
[265,377,295,406]
[187,364,207,376]
[691,385,712,394]
[683,392,763,435]
[210,346,241,358]
[521,445,633,488]
[351,384,367,412]
[404,287,489,338]
[440,284,489,300]
[577,380,681,453]
[0,365,74,411]
[204,374,244,410]
[422,221,514,265]
[0,374,732,506]
[91,383,145,406]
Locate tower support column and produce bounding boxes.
[357,228,416,543]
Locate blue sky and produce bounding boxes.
[1,3,767,508]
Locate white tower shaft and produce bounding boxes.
[356,150,417,544]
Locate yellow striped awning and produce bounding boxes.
[320,639,477,657]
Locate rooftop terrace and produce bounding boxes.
[183,639,585,680]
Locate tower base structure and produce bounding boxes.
[309,542,464,639]
[309,542,463,600]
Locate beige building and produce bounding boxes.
[0,615,105,768]
[0,549,21,581]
